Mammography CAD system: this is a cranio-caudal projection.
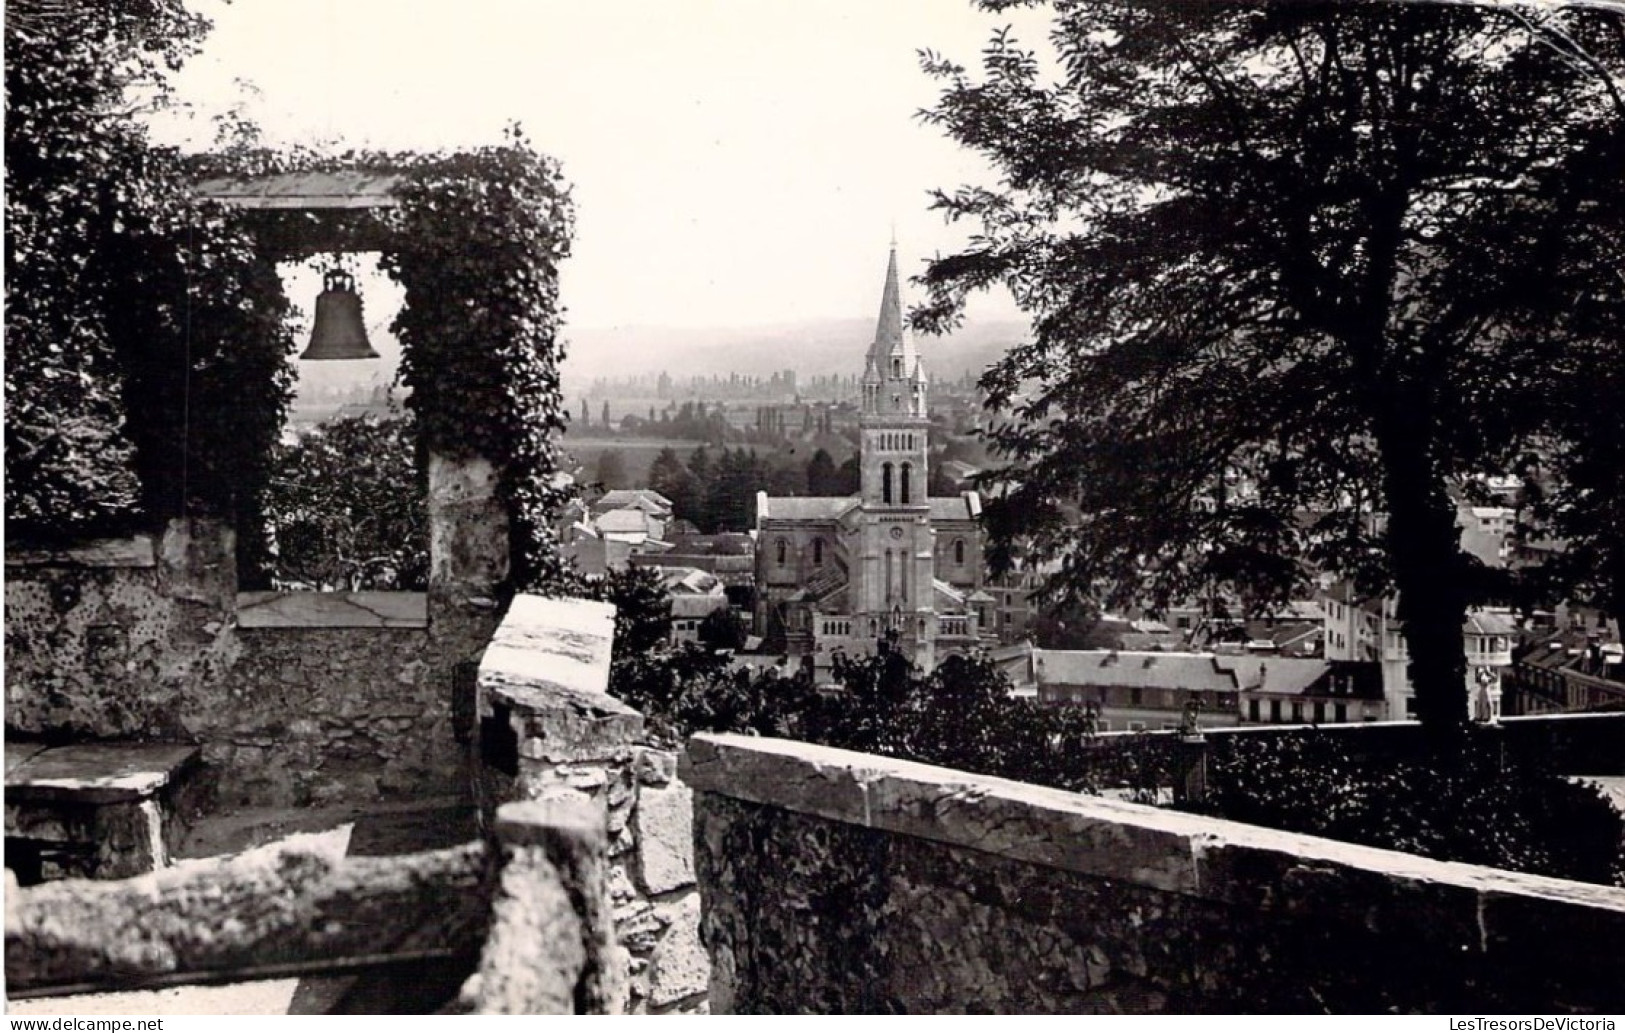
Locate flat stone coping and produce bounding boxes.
[236,591,428,629]
[479,595,617,699]
[682,735,1625,934]
[6,743,200,805]
[5,537,157,568]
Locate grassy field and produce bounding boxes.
[562,435,706,482]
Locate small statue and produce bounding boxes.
[1180,698,1204,739]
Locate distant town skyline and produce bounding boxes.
[156,0,1038,336]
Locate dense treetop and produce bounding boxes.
[917,0,1624,737]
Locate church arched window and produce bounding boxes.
[813,539,824,567]
[893,358,902,377]
[776,539,788,565]
[882,463,894,505]
[954,538,966,565]
[900,463,912,505]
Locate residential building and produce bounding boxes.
[1217,655,1386,725]
[1321,583,1516,721]
[1028,649,1243,732]
[657,566,732,644]
[1506,626,1625,715]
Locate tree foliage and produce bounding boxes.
[263,412,428,591]
[697,607,750,650]
[1198,731,1624,886]
[917,0,1624,740]
[805,448,841,495]
[6,0,294,564]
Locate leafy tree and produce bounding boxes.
[648,446,693,502]
[806,448,840,495]
[593,449,628,490]
[264,412,427,591]
[6,0,294,557]
[593,564,671,657]
[928,462,959,499]
[697,607,750,651]
[917,1,1624,745]
[1199,732,1624,886]
[706,447,767,532]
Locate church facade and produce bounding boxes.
[753,246,994,669]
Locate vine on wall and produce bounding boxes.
[5,0,294,562]
[10,0,578,591]
[188,130,579,591]
[382,129,577,591]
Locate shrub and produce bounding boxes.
[1194,731,1625,887]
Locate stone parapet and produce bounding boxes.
[476,595,638,766]
[684,734,1625,1014]
[472,594,707,1013]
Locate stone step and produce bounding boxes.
[5,742,202,883]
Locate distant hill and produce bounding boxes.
[559,318,1029,386]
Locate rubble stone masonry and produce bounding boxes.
[4,454,507,808]
[683,734,1625,1014]
[473,595,708,1014]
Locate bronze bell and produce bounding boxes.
[301,268,379,361]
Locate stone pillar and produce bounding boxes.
[427,451,508,646]
[459,798,620,1014]
[476,594,710,1013]
[429,453,509,781]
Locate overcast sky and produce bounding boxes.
[158,0,1040,331]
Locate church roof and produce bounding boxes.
[758,496,858,522]
[864,246,923,379]
[793,566,849,606]
[929,495,980,521]
[757,494,979,524]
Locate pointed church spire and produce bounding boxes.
[866,243,917,373]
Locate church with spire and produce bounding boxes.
[753,244,993,670]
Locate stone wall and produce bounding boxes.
[4,454,508,808]
[7,798,620,1014]
[683,734,1625,1014]
[474,596,708,1014]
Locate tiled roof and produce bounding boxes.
[929,495,978,521]
[1214,656,1328,695]
[933,579,965,608]
[795,565,848,605]
[596,508,658,534]
[1464,610,1518,636]
[659,566,724,596]
[1033,650,1241,693]
[595,489,673,514]
[759,496,857,521]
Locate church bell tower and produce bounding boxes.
[855,244,934,664]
